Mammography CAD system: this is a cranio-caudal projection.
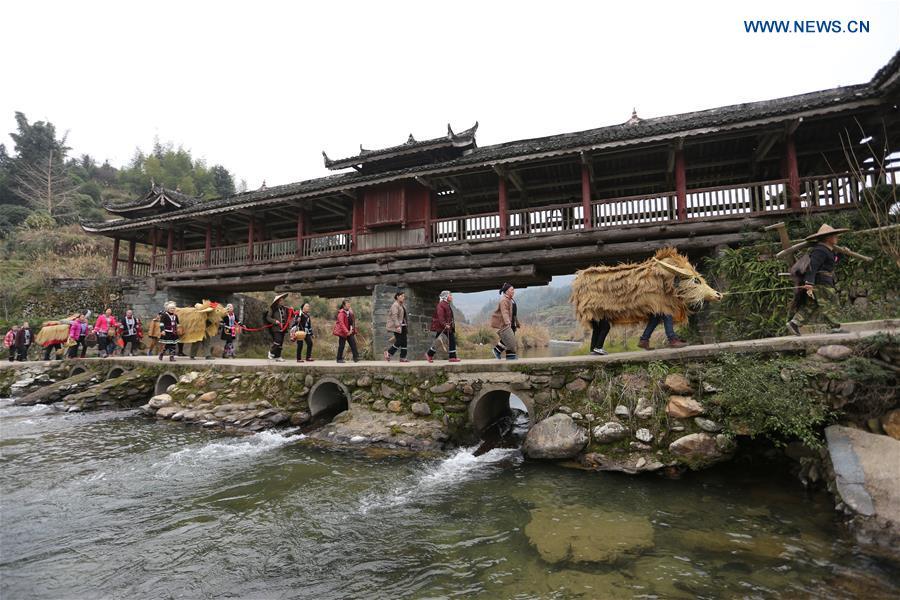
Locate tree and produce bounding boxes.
[211,165,235,197]
[12,147,76,219]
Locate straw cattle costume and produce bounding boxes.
[570,248,722,352]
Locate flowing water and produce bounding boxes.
[1,398,898,599]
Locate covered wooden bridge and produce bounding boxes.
[83,52,900,298]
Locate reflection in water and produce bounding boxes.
[1,398,897,599]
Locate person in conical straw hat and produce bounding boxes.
[265,293,290,361]
[787,224,850,336]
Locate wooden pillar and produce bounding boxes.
[675,149,687,221]
[247,217,255,263]
[498,175,508,239]
[424,191,434,244]
[166,227,174,270]
[784,134,800,210]
[111,238,120,276]
[150,227,158,272]
[351,197,362,252]
[580,164,592,229]
[296,209,305,257]
[127,239,136,276]
[204,222,212,267]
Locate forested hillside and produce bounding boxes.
[0,112,242,326]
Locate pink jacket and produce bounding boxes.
[94,315,115,334]
[3,330,15,348]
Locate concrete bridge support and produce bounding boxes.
[371,283,438,360]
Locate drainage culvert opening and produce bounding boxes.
[155,373,177,396]
[307,379,350,426]
[70,366,87,377]
[107,367,126,380]
[471,389,531,455]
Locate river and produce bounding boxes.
[1,399,897,599]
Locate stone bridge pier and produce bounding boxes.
[371,283,441,360]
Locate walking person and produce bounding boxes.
[637,313,687,351]
[158,302,180,361]
[120,309,142,356]
[146,315,161,356]
[16,321,33,362]
[425,290,460,363]
[5,325,18,362]
[491,283,519,360]
[220,304,239,359]
[266,293,290,362]
[67,313,90,358]
[94,308,116,358]
[588,319,611,356]
[787,224,850,336]
[384,292,409,362]
[333,299,359,363]
[294,303,314,362]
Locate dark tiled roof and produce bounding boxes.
[104,185,201,214]
[323,123,479,170]
[83,51,898,233]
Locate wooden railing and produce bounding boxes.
[508,203,588,236]
[593,192,675,227]
[210,243,249,267]
[686,179,788,218]
[302,230,352,257]
[148,169,893,274]
[431,213,502,243]
[131,261,150,277]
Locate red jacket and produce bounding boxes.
[430,300,454,332]
[332,309,354,338]
[3,330,15,348]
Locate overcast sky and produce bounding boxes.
[2,1,897,189]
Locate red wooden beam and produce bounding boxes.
[675,149,687,221]
[204,222,212,267]
[498,175,508,239]
[111,238,120,276]
[580,164,592,229]
[783,134,800,209]
[127,239,136,276]
[166,227,174,270]
[351,197,362,252]
[247,217,255,263]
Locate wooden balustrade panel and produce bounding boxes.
[357,228,425,251]
[593,194,674,227]
[303,232,352,256]
[508,204,585,237]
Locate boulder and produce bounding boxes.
[817,344,852,361]
[429,382,456,395]
[371,400,387,412]
[156,405,180,419]
[356,375,372,387]
[290,411,311,426]
[148,394,173,409]
[614,404,631,419]
[664,373,694,395]
[592,422,628,443]
[669,433,731,465]
[523,413,588,459]
[387,400,403,413]
[694,417,722,433]
[882,409,900,440]
[380,383,398,399]
[197,391,218,403]
[634,428,653,443]
[634,397,654,419]
[666,395,703,418]
[524,506,654,564]
[268,412,289,425]
[556,405,573,415]
[411,402,431,417]
[565,378,588,392]
[178,371,199,384]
